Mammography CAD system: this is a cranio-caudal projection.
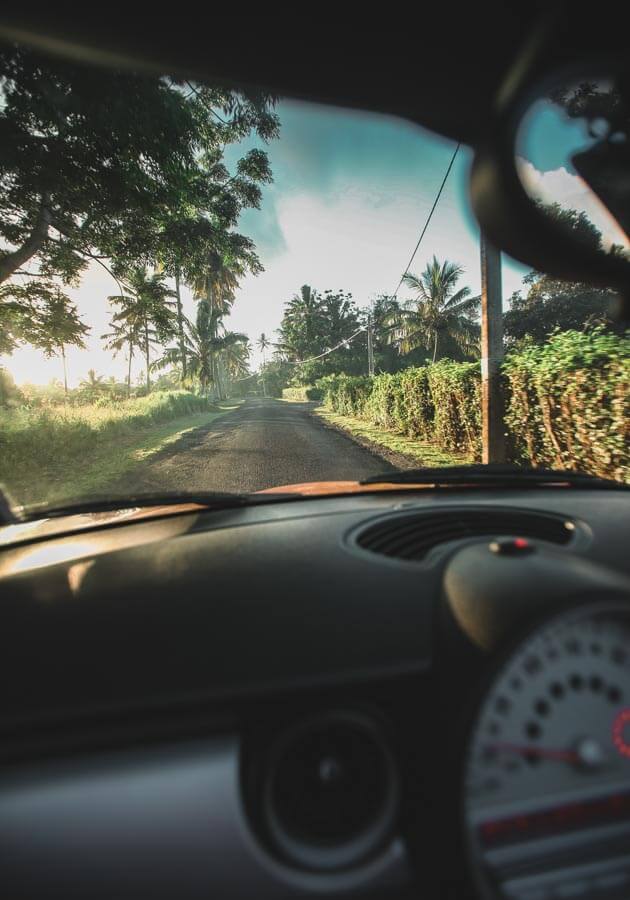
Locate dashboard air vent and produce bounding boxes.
[262,712,398,871]
[355,508,575,561]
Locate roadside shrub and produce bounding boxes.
[503,328,629,481]
[317,374,372,416]
[321,363,480,455]
[363,373,401,429]
[396,367,434,440]
[426,361,481,456]
[320,329,628,480]
[282,386,323,401]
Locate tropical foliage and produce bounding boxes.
[387,257,480,361]
[105,270,177,393]
[320,328,630,480]
[153,298,249,398]
[0,42,277,398]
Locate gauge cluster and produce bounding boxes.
[463,604,630,900]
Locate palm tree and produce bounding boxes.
[390,257,480,362]
[101,317,139,398]
[257,332,271,397]
[281,285,322,360]
[153,299,248,399]
[214,331,250,396]
[106,269,176,392]
[191,250,240,318]
[189,251,243,393]
[80,369,105,389]
[257,332,271,365]
[79,369,107,401]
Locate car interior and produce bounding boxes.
[1,7,629,899]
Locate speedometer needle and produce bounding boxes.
[486,742,580,763]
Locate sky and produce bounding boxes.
[5,95,624,387]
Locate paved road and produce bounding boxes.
[119,398,394,494]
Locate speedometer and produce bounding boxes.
[463,602,630,900]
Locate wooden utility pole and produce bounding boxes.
[367,313,375,377]
[480,234,506,463]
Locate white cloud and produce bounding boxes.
[517,157,629,250]
[4,164,529,386]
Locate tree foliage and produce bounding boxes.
[504,206,619,344]
[388,257,480,362]
[106,270,176,392]
[0,279,89,366]
[0,45,278,284]
[276,285,366,383]
[0,43,278,370]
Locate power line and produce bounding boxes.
[390,142,461,300]
[251,143,461,376]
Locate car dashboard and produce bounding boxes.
[1,487,630,899]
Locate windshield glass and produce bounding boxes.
[0,41,628,514]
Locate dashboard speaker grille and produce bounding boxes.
[355,509,575,561]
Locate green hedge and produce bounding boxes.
[319,363,481,456]
[281,386,323,401]
[503,329,629,481]
[319,329,630,479]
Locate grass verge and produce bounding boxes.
[315,406,470,469]
[2,401,241,508]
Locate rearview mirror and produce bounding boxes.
[470,24,630,318]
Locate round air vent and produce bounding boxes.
[353,507,578,562]
[262,712,398,871]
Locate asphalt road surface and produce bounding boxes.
[118,398,394,495]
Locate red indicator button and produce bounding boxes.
[612,708,630,759]
[489,537,534,555]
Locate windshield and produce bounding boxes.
[0,41,628,516]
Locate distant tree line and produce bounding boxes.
[265,206,625,395]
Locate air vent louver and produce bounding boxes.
[355,509,575,561]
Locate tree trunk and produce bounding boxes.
[0,197,52,284]
[61,344,68,399]
[432,332,439,363]
[215,354,225,401]
[144,322,151,393]
[127,340,133,399]
[175,268,187,381]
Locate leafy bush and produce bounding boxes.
[321,329,629,479]
[282,386,323,401]
[426,361,481,455]
[503,328,629,481]
[321,363,481,456]
[317,374,372,416]
[0,367,23,408]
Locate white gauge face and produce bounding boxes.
[464,603,630,900]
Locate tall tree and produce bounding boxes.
[276,286,367,381]
[369,294,402,372]
[189,250,246,392]
[277,285,324,361]
[0,45,278,287]
[504,273,618,344]
[257,332,271,396]
[504,207,620,344]
[390,257,480,362]
[153,298,248,398]
[257,332,271,365]
[106,270,176,393]
[101,315,139,398]
[0,281,89,395]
